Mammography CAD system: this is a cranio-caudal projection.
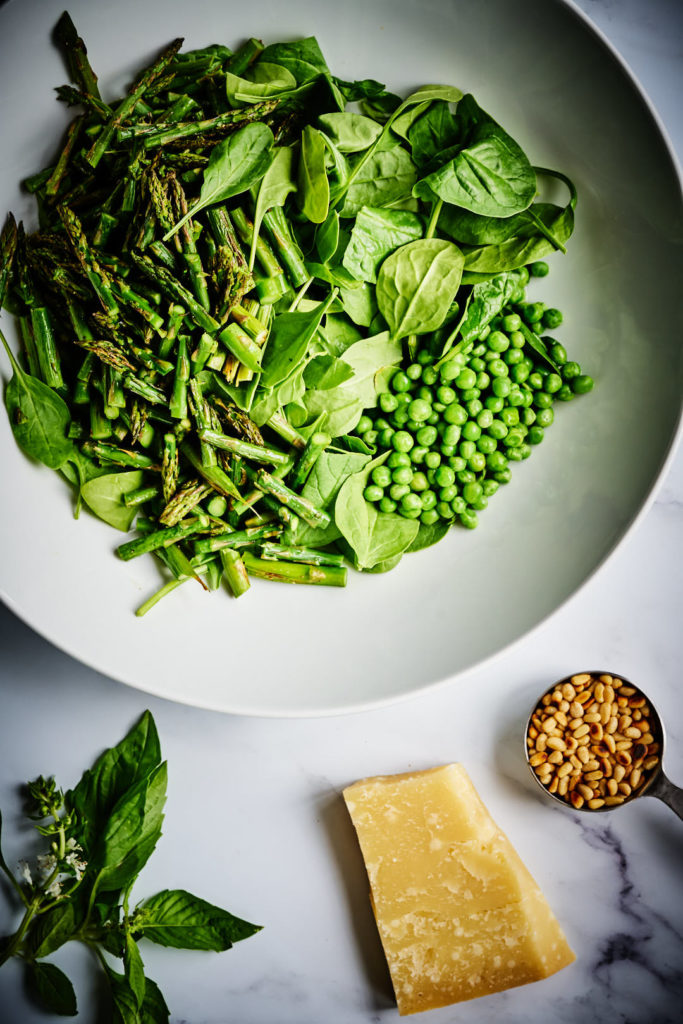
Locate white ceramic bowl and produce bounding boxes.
[0,0,681,715]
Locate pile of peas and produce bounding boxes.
[357,263,594,530]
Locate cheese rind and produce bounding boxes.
[343,763,574,1015]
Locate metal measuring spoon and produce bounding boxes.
[525,671,683,819]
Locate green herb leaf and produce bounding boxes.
[26,961,77,1016]
[134,889,261,951]
[95,761,167,892]
[340,144,416,218]
[80,471,144,532]
[376,238,464,340]
[318,112,383,153]
[27,902,77,959]
[140,976,170,1024]
[260,290,336,388]
[342,206,424,283]
[124,932,146,1009]
[297,126,330,224]
[250,146,296,271]
[260,37,330,85]
[335,453,418,569]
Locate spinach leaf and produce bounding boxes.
[414,94,535,218]
[315,209,340,264]
[408,100,460,168]
[297,126,330,224]
[338,280,378,327]
[447,271,517,352]
[390,100,431,141]
[461,202,574,272]
[95,762,167,893]
[165,123,274,238]
[80,471,144,532]
[407,519,450,552]
[134,889,261,951]
[26,961,77,1017]
[333,77,386,103]
[342,206,424,283]
[304,354,354,390]
[317,313,362,356]
[260,37,330,84]
[260,290,336,388]
[376,239,464,340]
[318,112,383,153]
[518,322,562,374]
[305,261,360,290]
[1,333,73,469]
[340,145,416,217]
[225,63,298,104]
[295,450,369,547]
[250,146,296,271]
[335,454,419,569]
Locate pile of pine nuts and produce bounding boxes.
[526,672,660,810]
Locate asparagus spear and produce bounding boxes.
[242,552,347,587]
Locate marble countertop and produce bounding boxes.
[1,1,681,1021]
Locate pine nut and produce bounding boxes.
[605,796,625,806]
[613,764,626,783]
[546,737,566,751]
[557,762,573,779]
[604,734,616,754]
[640,732,655,745]
[576,690,593,705]
[541,718,558,734]
[548,777,559,794]
[600,702,612,724]
[630,768,642,789]
[529,752,547,767]
[604,685,615,703]
[606,717,618,733]
[536,733,548,752]
[584,770,603,783]
[584,712,601,724]
[574,724,590,739]
[572,673,591,687]
[607,778,618,796]
[548,751,564,765]
[557,777,569,796]
[577,746,590,764]
[562,682,576,700]
[624,727,641,739]
[559,699,570,713]
[577,783,594,800]
[588,798,605,809]
[590,723,604,742]
[643,756,660,771]
[618,782,632,797]
[599,674,613,684]
[569,754,582,770]
[570,702,583,719]
[570,791,584,809]
[616,750,632,766]
[594,681,605,702]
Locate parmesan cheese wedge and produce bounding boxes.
[343,763,574,1015]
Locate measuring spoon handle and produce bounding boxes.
[646,771,683,821]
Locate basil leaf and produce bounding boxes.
[134,889,261,951]
[140,977,170,1024]
[342,206,424,283]
[95,762,167,893]
[124,932,146,1009]
[297,126,330,224]
[27,902,77,959]
[67,711,161,858]
[165,124,274,238]
[106,968,142,1024]
[414,94,535,218]
[340,145,416,217]
[26,961,77,1017]
[376,238,464,340]
[80,471,144,532]
[1,334,73,469]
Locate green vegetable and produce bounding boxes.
[297,125,330,224]
[376,239,464,340]
[0,713,259,1018]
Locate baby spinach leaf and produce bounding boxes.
[333,77,386,103]
[250,146,296,271]
[376,238,464,340]
[449,271,517,352]
[408,100,460,168]
[461,202,575,272]
[315,208,340,264]
[95,761,167,893]
[407,519,450,552]
[305,261,360,289]
[225,63,297,104]
[26,961,77,1017]
[338,281,378,327]
[67,711,161,858]
[342,206,424,283]
[518,322,562,374]
[340,145,416,217]
[335,453,418,569]
[165,123,274,238]
[363,512,418,569]
[260,290,336,388]
[414,94,535,218]
[80,471,144,532]
[297,125,330,224]
[2,333,73,469]
[135,889,261,951]
[304,354,354,390]
[260,37,330,84]
[318,112,383,153]
[295,449,369,547]
[390,100,431,141]
[317,313,362,356]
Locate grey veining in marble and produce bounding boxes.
[1,0,682,1022]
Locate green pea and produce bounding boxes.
[476,371,491,390]
[522,407,537,427]
[374,417,389,432]
[511,363,530,384]
[379,496,397,513]
[379,428,395,448]
[523,301,545,323]
[461,388,480,401]
[459,510,478,530]
[396,392,412,407]
[493,468,512,484]
[489,447,510,467]
[424,450,442,470]
[451,496,466,515]
[572,374,594,394]
[357,415,373,434]
[392,466,414,487]
[549,341,567,365]
[363,429,379,446]
[509,330,525,348]
[421,490,437,511]
[401,506,422,519]
[391,370,412,393]
[371,466,392,488]
[401,492,422,513]
[465,400,482,419]
[476,409,492,430]
[427,412,440,426]
[528,371,544,389]
[416,425,438,447]
[439,359,462,382]
[544,373,563,394]
[562,360,581,380]
[488,330,510,352]
[412,446,429,464]
[470,357,486,372]
[392,430,414,453]
[502,313,521,333]
[448,456,467,472]
[379,392,399,413]
[391,409,408,427]
[542,308,563,329]
[536,407,554,428]
[534,391,553,409]
[436,385,456,405]
[508,389,525,408]
[440,444,457,457]
[207,495,227,517]
[505,428,525,448]
[406,362,422,381]
[422,367,438,386]
[468,452,486,473]
[459,440,476,460]
[444,403,468,426]
[461,421,480,442]
[507,447,524,462]
[526,426,544,446]
[557,385,575,402]
[471,343,486,357]
[455,367,477,390]
[477,435,496,455]
[408,398,431,422]
[436,501,453,519]
[529,260,549,277]
[410,471,429,492]
[516,265,530,286]
[420,508,439,525]
[363,485,383,503]
[477,324,491,342]
[501,407,519,426]
[417,349,433,365]
[435,465,455,488]
[488,419,508,440]
[456,469,476,485]
[389,483,410,501]
[439,485,458,504]
[387,451,411,469]
[486,395,505,413]
[470,495,488,511]
[504,347,524,366]
[482,479,499,497]
[489,358,508,378]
